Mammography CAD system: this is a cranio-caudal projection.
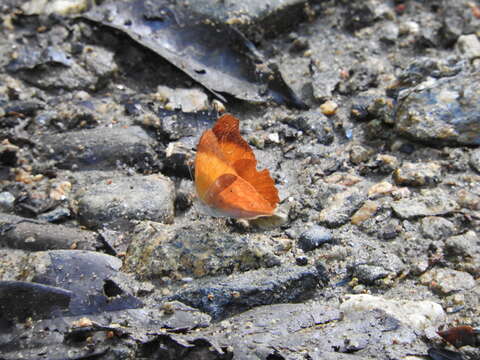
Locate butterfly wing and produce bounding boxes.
[203,173,277,219]
[194,129,235,202]
[194,114,279,219]
[212,114,256,164]
[212,114,279,208]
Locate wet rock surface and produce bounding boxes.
[170,264,324,320]
[124,221,281,279]
[75,174,175,230]
[1,0,480,359]
[37,125,158,171]
[394,68,480,146]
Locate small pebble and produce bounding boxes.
[295,256,308,266]
[298,225,333,252]
[319,100,338,116]
[456,34,480,60]
[368,181,393,198]
[351,200,378,225]
[394,162,441,186]
[0,191,15,211]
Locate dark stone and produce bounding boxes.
[395,68,480,146]
[399,143,415,154]
[179,305,416,359]
[343,2,377,32]
[351,264,391,284]
[420,216,455,241]
[3,100,44,117]
[298,225,333,251]
[154,109,216,140]
[0,213,100,251]
[6,46,73,72]
[388,57,464,98]
[8,44,116,91]
[295,256,308,266]
[318,188,367,228]
[30,250,144,316]
[427,347,463,360]
[37,207,71,223]
[124,221,281,280]
[76,174,174,230]
[337,66,378,95]
[174,0,311,39]
[38,125,157,171]
[281,111,334,145]
[170,265,324,320]
[0,281,71,322]
[470,148,480,173]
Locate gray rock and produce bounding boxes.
[38,125,157,171]
[380,22,399,43]
[124,221,281,279]
[457,189,480,211]
[1,305,212,360]
[7,45,73,72]
[0,213,100,251]
[21,0,89,15]
[456,34,480,60]
[393,162,441,186]
[0,250,143,317]
[340,294,445,331]
[81,45,117,82]
[395,70,480,146]
[392,57,464,91]
[151,109,216,141]
[312,67,340,101]
[349,249,406,285]
[281,111,334,145]
[342,1,377,32]
[318,186,367,227]
[37,206,71,223]
[0,250,29,281]
[8,44,117,91]
[1,100,44,117]
[470,148,480,173]
[76,174,174,230]
[420,268,476,295]
[174,0,310,38]
[15,58,93,91]
[153,301,211,331]
[352,264,391,284]
[34,100,100,131]
[392,189,459,219]
[420,216,456,240]
[350,144,375,165]
[298,225,333,251]
[0,281,72,322]
[444,231,480,259]
[170,265,324,320]
[180,303,421,359]
[0,192,15,212]
[337,65,379,95]
[155,85,209,113]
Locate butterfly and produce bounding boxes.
[194,114,279,219]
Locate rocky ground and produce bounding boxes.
[0,0,480,359]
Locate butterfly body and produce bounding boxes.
[194,114,279,219]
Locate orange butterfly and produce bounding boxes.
[194,114,279,219]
